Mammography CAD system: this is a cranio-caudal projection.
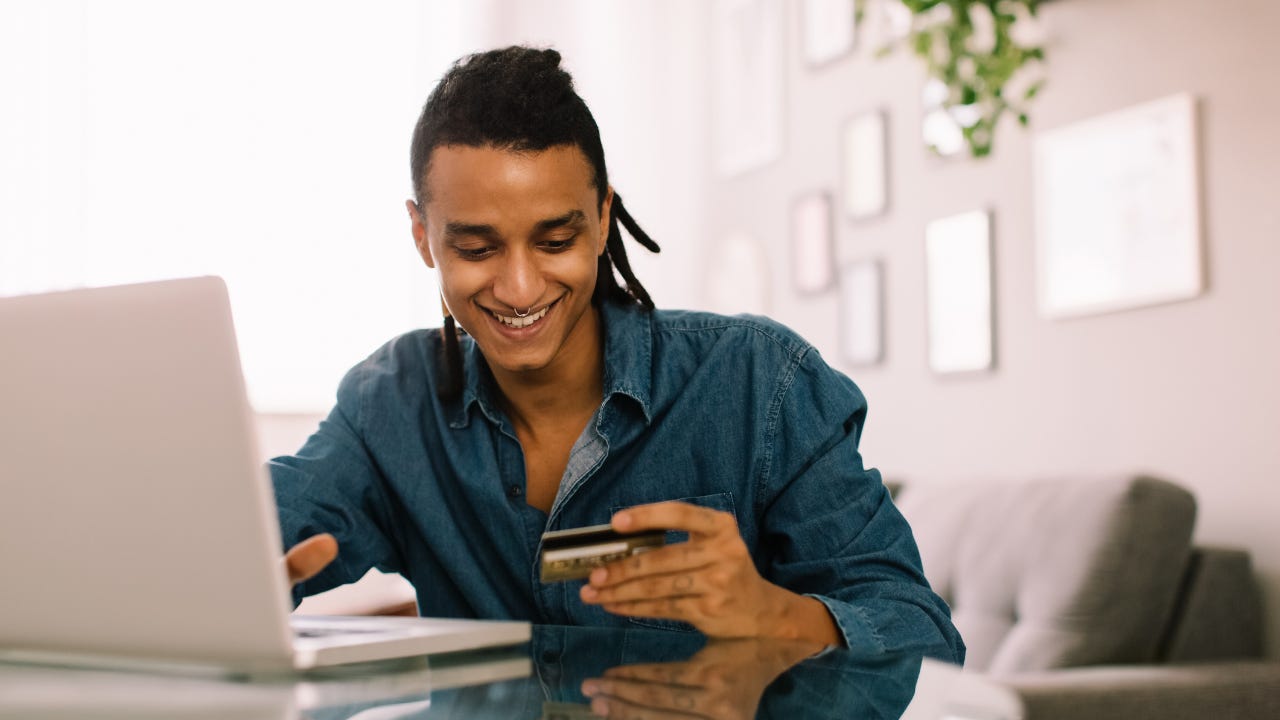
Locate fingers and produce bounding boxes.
[581,567,711,606]
[285,533,338,586]
[587,541,710,589]
[613,501,735,538]
[582,677,709,719]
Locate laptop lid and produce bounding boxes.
[0,277,297,667]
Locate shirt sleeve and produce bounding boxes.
[268,364,404,607]
[761,347,965,665]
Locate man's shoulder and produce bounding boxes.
[336,328,441,401]
[648,308,813,361]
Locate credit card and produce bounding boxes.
[539,523,666,583]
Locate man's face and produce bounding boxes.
[408,144,611,376]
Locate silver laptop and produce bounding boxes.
[0,276,530,674]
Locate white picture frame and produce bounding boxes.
[926,210,994,374]
[791,192,835,294]
[706,233,771,316]
[712,0,786,177]
[839,259,884,366]
[842,110,889,219]
[1034,93,1203,318]
[800,0,856,67]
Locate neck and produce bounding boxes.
[489,305,605,434]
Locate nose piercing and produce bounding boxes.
[514,307,531,317]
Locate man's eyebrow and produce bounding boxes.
[443,221,500,239]
[534,210,587,232]
[442,210,587,240]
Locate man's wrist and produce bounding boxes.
[761,585,842,646]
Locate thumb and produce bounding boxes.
[285,533,339,586]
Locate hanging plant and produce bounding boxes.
[862,0,1047,158]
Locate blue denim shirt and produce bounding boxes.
[270,301,964,663]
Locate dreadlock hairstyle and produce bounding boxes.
[409,46,660,401]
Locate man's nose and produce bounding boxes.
[492,249,545,310]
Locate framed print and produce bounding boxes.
[926,210,994,374]
[712,0,785,177]
[791,192,835,294]
[842,110,889,219]
[801,0,856,67]
[1034,94,1203,318]
[706,233,771,316]
[839,259,884,366]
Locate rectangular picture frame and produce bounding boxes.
[1034,93,1203,318]
[842,110,889,220]
[838,259,884,366]
[925,209,995,374]
[791,191,836,295]
[800,0,856,68]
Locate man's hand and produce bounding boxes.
[284,533,338,586]
[578,502,841,645]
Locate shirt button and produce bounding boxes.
[507,485,523,499]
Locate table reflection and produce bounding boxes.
[0,625,1008,720]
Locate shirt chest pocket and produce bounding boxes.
[608,492,738,633]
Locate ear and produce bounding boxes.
[406,199,435,269]
[597,186,614,257]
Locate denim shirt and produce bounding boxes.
[270,301,964,664]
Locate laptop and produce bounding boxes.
[0,276,530,674]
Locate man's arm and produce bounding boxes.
[580,346,963,662]
[270,367,403,606]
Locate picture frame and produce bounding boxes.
[705,233,771,316]
[839,259,884,366]
[842,110,889,220]
[1034,93,1203,318]
[925,210,995,374]
[791,192,835,294]
[800,0,856,68]
[712,0,786,177]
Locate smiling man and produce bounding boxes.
[271,46,963,662]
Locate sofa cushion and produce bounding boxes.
[895,476,1196,674]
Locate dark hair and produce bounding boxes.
[410,46,659,399]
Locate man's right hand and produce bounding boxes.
[285,533,339,586]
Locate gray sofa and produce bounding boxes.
[893,475,1279,720]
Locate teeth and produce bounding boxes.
[493,303,551,329]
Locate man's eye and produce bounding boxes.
[456,246,495,260]
[541,237,576,252]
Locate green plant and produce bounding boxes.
[864,0,1046,157]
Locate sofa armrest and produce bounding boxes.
[1001,661,1280,720]
[1160,546,1264,661]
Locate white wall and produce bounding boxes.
[704,0,1280,656]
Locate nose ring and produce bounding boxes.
[514,307,531,317]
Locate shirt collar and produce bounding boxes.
[449,301,653,429]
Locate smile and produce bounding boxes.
[490,300,556,329]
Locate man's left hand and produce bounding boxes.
[578,501,840,645]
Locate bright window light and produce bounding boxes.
[0,0,459,412]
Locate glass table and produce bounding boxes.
[0,625,1021,719]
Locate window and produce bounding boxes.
[0,1,476,411]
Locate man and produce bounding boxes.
[273,46,963,661]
